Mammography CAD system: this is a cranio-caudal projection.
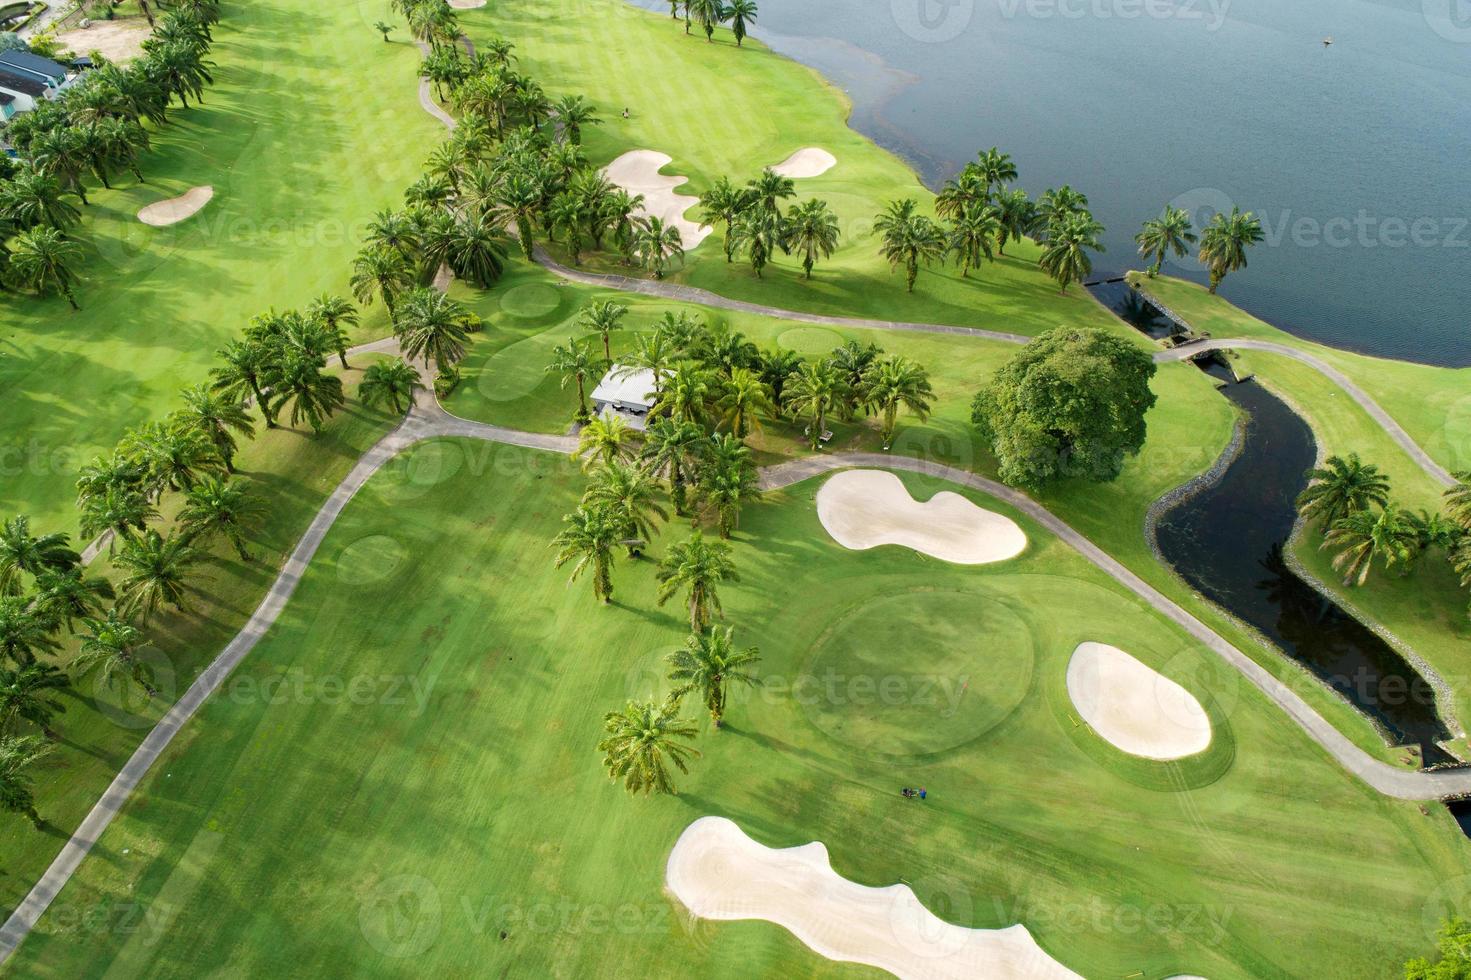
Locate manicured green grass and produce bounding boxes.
[0,0,440,533]
[0,361,404,921]
[9,441,1467,978]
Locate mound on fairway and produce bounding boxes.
[602,150,712,249]
[667,816,1081,979]
[137,186,214,226]
[770,147,837,178]
[816,470,1026,564]
[1065,642,1212,760]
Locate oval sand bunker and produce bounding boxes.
[666,816,1082,980]
[137,186,214,226]
[770,147,837,178]
[816,469,1026,564]
[1066,642,1212,760]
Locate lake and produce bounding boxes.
[688,0,1471,366]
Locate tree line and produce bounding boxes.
[0,0,222,308]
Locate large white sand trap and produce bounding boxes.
[602,150,711,249]
[448,0,486,7]
[667,816,1081,980]
[1066,642,1212,760]
[771,147,837,178]
[816,469,1026,564]
[137,186,214,227]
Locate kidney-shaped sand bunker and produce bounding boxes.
[816,470,1026,564]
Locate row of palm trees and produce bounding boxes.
[0,1,222,308]
[668,0,760,46]
[698,169,839,280]
[1296,454,1471,601]
[1135,204,1265,293]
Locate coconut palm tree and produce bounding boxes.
[1036,185,1090,238]
[174,385,254,472]
[785,198,840,280]
[395,287,475,374]
[1296,454,1392,530]
[0,598,59,666]
[0,517,80,596]
[828,339,881,419]
[268,354,346,434]
[634,217,685,279]
[785,360,847,450]
[656,531,738,631]
[178,476,263,561]
[432,211,510,288]
[10,227,83,309]
[122,421,223,497]
[548,191,588,263]
[860,355,935,448]
[1448,472,1471,530]
[584,461,668,555]
[689,0,722,39]
[598,696,701,796]
[579,300,629,365]
[551,94,601,143]
[698,177,750,263]
[695,324,760,378]
[146,38,215,108]
[757,346,803,411]
[641,417,705,516]
[747,169,796,214]
[0,662,70,734]
[948,206,1001,278]
[935,166,988,221]
[33,568,114,632]
[365,209,423,262]
[548,337,600,422]
[618,330,680,399]
[78,487,157,555]
[350,245,415,319]
[30,128,92,205]
[305,295,361,369]
[974,147,1018,198]
[875,199,946,293]
[1324,505,1418,586]
[653,364,713,427]
[0,734,52,826]
[1135,206,1197,277]
[728,204,785,278]
[492,171,542,260]
[0,168,80,230]
[360,360,423,414]
[666,626,761,726]
[694,437,760,537]
[1038,211,1104,293]
[716,368,774,438]
[573,413,639,470]
[1198,207,1264,293]
[552,505,623,604]
[74,608,155,696]
[113,531,199,621]
[725,0,758,45]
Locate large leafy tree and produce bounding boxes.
[972,327,1157,488]
[1296,454,1392,530]
[1198,206,1264,293]
[1406,916,1471,979]
[655,531,738,631]
[667,626,761,727]
[597,696,701,796]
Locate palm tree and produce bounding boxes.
[552,506,622,604]
[597,696,701,796]
[667,626,761,726]
[584,461,668,556]
[0,516,80,596]
[0,662,70,734]
[374,20,393,40]
[1324,505,1418,586]
[0,168,81,229]
[0,598,59,666]
[716,368,773,438]
[551,94,601,143]
[653,364,713,427]
[860,355,935,448]
[747,169,796,214]
[360,360,423,413]
[178,476,263,561]
[1448,472,1471,531]
[618,330,679,399]
[690,0,722,40]
[698,177,750,263]
[875,199,946,293]
[757,346,803,411]
[78,487,157,554]
[1135,206,1197,277]
[641,418,705,516]
[785,199,840,279]
[1037,185,1090,238]
[785,360,847,450]
[548,336,601,422]
[694,436,760,537]
[146,38,215,107]
[634,217,685,280]
[365,208,423,262]
[268,354,346,434]
[74,608,155,696]
[579,300,629,364]
[1296,454,1392,530]
[728,204,785,278]
[0,734,52,826]
[1198,207,1264,293]
[432,211,510,288]
[113,530,199,621]
[1038,211,1104,293]
[306,295,360,369]
[10,227,82,308]
[656,531,739,631]
[174,384,254,472]
[33,568,114,632]
[974,147,1018,198]
[695,324,759,378]
[935,166,988,222]
[492,171,543,260]
[725,0,758,44]
[573,413,639,470]
[350,245,415,319]
[395,287,474,374]
[948,206,1001,278]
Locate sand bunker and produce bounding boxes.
[448,0,487,7]
[1066,642,1212,760]
[816,470,1026,564]
[137,187,214,227]
[667,816,1081,979]
[56,19,151,63]
[602,150,711,249]
[771,147,837,179]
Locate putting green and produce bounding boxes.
[799,589,1034,757]
[334,535,409,587]
[498,282,565,319]
[777,326,846,357]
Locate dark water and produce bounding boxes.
[1146,370,1450,759]
[1449,797,1471,836]
[701,0,1471,366]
